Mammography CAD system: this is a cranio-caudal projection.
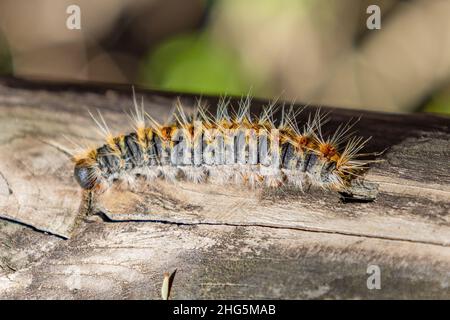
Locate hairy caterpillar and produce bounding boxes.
[72,93,379,201]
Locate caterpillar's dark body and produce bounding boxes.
[73,98,378,200]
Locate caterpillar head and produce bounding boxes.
[74,162,99,190]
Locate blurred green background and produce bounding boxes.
[0,0,449,114]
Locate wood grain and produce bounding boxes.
[0,77,448,299]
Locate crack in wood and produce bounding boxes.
[0,77,449,299]
[0,170,13,195]
[97,216,450,248]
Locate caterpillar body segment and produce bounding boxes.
[73,96,378,200]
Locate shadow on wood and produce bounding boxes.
[0,76,448,299]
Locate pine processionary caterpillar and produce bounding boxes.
[72,92,380,201]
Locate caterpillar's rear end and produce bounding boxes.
[73,96,379,201]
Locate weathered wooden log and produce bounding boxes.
[0,76,448,299]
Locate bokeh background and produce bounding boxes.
[0,0,449,114]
